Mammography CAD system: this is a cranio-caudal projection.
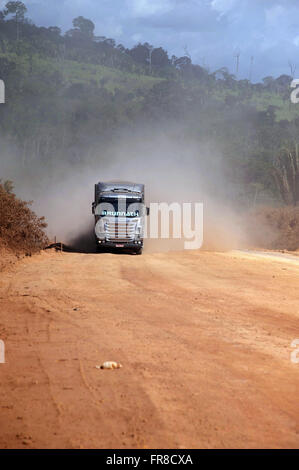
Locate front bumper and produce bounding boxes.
[96,239,143,249]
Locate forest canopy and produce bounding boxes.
[0,1,299,208]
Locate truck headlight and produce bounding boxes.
[95,218,106,238]
[135,220,142,237]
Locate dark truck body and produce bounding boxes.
[92,181,148,254]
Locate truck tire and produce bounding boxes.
[135,247,143,255]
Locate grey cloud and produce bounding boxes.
[134,4,228,33]
[15,0,299,80]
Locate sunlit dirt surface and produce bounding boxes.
[0,249,298,448]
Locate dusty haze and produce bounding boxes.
[0,123,253,252]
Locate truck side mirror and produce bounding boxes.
[146,207,150,216]
[92,202,95,214]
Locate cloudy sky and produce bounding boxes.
[3,0,299,81]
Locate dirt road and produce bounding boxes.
[0,249,298,449]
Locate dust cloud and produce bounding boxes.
[0,124,253,253]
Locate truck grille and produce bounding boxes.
[105,219,136,242]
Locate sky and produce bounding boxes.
[2,0,299,81]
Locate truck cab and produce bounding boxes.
[92,181,149,254]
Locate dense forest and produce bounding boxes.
[0,1,299,209]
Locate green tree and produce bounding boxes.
[4,1,27,40]
[272,145,299,206]
[151,47,169,68]
[129,43,150,66]
[72,16,95,38]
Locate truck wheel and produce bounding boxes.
[135,247,143,255]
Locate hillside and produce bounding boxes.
[0,51,164,94]
[1,50,297,120]
[0,9,299,210]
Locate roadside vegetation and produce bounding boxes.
[0,180,48,255]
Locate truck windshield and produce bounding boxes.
[96,197,143,217]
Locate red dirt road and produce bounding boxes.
[0,249,298,448]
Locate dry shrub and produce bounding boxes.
[0,238,19,271]
[248,206,299,251]
[0,182,49,254]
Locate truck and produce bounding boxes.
[92,181,149,254]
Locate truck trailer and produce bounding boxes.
[92,181,149,254]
